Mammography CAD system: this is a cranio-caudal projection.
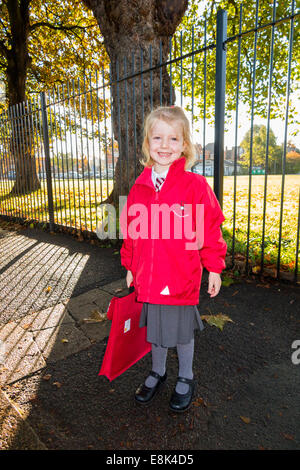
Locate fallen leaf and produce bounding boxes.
[222,275,235,287]
[42,374,52,381]
[192,397,207,407]
[61,338,69,344]
[282,433,294,441]
[53,382,62,388]
[45,286,52,294]
[201,314,233,331]
[240,416,251,424]
[22,323,32,330]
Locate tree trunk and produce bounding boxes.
[82,0,188,205]
[5,0,40,195]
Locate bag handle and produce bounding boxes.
[128,283,134,294]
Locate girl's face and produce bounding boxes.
[148,119,186,173]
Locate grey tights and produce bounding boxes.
[145,339,194,394]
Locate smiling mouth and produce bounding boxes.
[158,153,172,157]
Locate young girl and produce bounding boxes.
[120,106,227,412]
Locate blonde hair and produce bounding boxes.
[141,106,196,169]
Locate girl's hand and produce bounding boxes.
[208,272,222,298]
[126,270,133,288]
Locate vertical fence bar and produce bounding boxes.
[294,188,300,283]
[67,79,77,230]
[159,40,163,106]
[132,52,137,179]
[140,51,144,123]
[150,44,153,110]
[22,100,34,220]
[169,37,172,105]
[61,83,72,228]
[277,0,295,280]
[261,0,276,276]
[116,59,123,196]
[40,91,54,231]
[203,19,207,177]
[77,77,87,231]
[180,31,183,107]
[214,9,227,206]
[0,114,7,215]
[57,85,67,227]
[83,75,92,232]
[0,113,9,215]
[102,66,109,197]
[49,87,60,226]
[191,25,195,131]
[124,57,129,192]
[95,71,103,205]
[29,97,39,222]
[15,104,27,219]
[109,65,115,183]
[232,5,242,268]
[34,94,46,223]
[246,0,259,274]
[89,71,97,233]
[72,79,82,229]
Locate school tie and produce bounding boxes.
[155,176,165,192]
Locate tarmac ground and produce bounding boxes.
[0,222,299,452]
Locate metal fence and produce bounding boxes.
[0,2,299,283]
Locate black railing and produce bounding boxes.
[0,3,299,283]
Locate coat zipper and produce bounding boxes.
[146,190,159,301]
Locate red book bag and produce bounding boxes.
[98,290,151,381]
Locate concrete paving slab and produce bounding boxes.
[65,288,110,309]
[18,303,74,331]
[89,290,114,311]
[78,319,111,343]
[99,278,128,297]
[0,389,47,450]
[33,322,91,364]
[0,322,46,386]
[66,301,104,323]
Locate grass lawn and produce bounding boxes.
[0,174,299,273]
[221,175,299,273]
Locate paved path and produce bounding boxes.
[0,223,300,451]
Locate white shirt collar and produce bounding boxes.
[151,167,169,181]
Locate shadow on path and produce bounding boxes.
[1,225,300,450]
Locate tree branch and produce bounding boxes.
[29,21,92,33]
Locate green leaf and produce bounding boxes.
[201,314,233,331]
[222,275,235,287]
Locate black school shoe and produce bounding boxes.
[169,377,196,412]
[135,371,167,405]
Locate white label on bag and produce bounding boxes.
[124,318,131,333]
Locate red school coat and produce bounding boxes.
[120,157,227,306]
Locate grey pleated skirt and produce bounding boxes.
[139,303,205,348]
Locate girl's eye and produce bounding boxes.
[171,137,177,141]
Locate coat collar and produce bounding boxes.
[135,157,187,190]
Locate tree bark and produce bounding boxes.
[82,0,188,205]
[5,0,40,194]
